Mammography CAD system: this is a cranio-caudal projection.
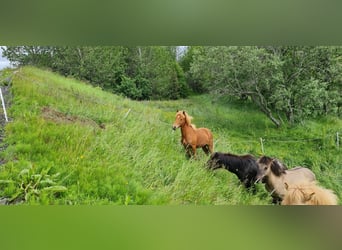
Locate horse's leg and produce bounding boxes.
[184,144,191,159]
[272,196,281,205]
[191,144,197,159]
[244,179,256,194]
[202,145,210,155]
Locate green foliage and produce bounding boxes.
[0,66,340,205]
[116,75,143,99]
[187,46,342,126]
[179,46,208,93]
[2,46,54,67]
[124,46,188,100]
[2,46,188,101]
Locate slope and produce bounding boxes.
[0,66,340,205]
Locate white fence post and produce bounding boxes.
[0,87,8,122]
[260,137,265,154]
[123,108,131,119]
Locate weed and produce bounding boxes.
[0,161,67,204]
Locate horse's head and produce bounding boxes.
[256,156,287,183]
[256,156,272,183]
[281,182,316,205]
[206,152,222,170]
[172,110,188,130]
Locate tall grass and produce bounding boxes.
[0,66,340,204]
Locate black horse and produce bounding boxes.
[207,152,259,191]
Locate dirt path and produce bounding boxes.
[0,73,12,204]
[0,83,11,154]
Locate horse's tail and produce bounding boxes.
[206,128,214,153]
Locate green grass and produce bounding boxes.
[0,66,341,205]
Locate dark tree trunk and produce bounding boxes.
[251,94,281,128]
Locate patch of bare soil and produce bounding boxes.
[41,106,105,129]
[0,78,13,205]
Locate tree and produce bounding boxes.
[179,46,208,93]
[2,46,190,101]
[189,46,342,127]
[268,46,342,123]
[2,46,53,67]
[190,46,283,127]
[123,46,188,100]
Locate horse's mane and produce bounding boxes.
[307,186,338,205]
[221,152,255,160]
[270,160,287,176]
[282,185,309,205]
[283,182,338,205]
[217,153,256,169]
[182,111,196,128]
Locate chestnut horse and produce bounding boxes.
[256,156,316,204]
[172,110,213,158]
[281,182,338,205]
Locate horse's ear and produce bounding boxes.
[258,155,272,165]
[176,109,179,112]
[183,111,186,115]
[284,182,289,190]
[304,192,315,201]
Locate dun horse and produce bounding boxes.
[172,110,213,158]
[281,182,338,205]
[256,156,316,204]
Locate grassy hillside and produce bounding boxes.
[0,66,341,205]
